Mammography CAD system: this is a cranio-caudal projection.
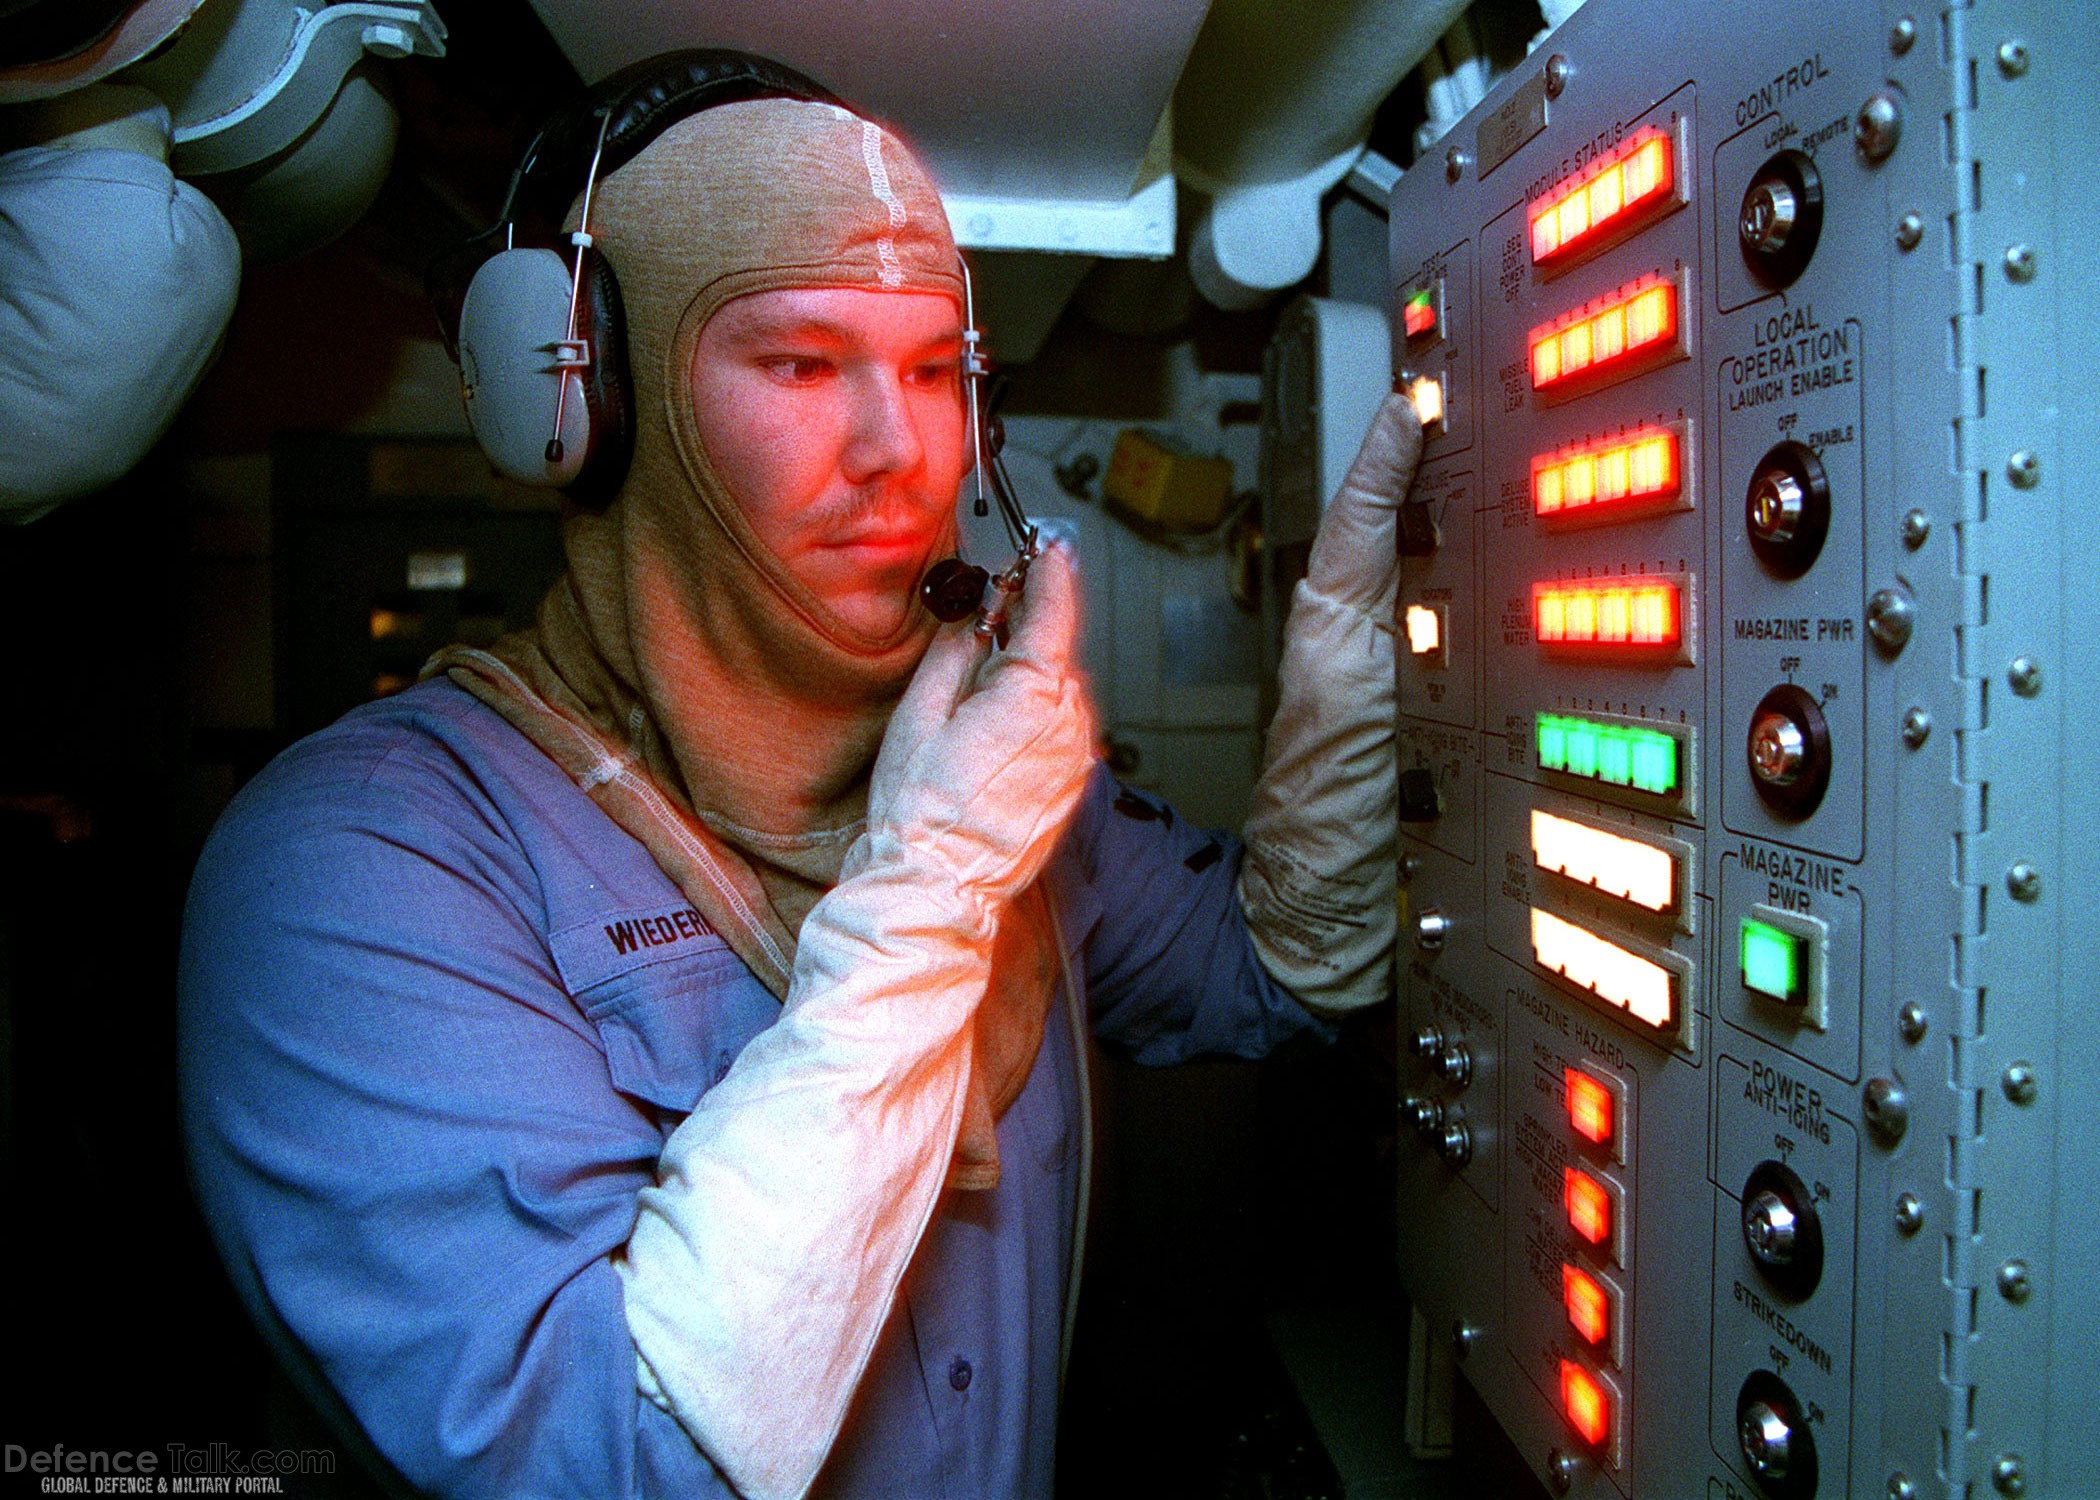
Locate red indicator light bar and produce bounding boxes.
[1564,1165,1614,1247]
[1533,425,1685,524]
[1565,1066,1616,1149]
[1530,126,1680,269]
[1563,1264,1612,1346]
[1534,578,1682,651]
[1560,1359,1614,1448]
[1529,274,1682,397]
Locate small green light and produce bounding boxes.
[1741,918,1803,1003]
[1538,714,1569,772]
[1598,727,1633,787]
[1630,731,1678,794]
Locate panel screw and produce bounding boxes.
[2007,449,2041,488]
[1867,588,1915,652]
[1895,212,1924,250]
[1890,17,1916,55]
[1900,508,1931,548]
[1452,1319,1476,1359]
[1446,147,1468,183]
[1856,91,1903,162]
[2003,244,2036,282]
[2003,1061,2039,1104]
[1902,707,1932,748]
[1864,1077,1910,1146]
[2007,862,2042,902]
[1889,1477,1918,1500]
[1997,41,2029,78]
[1898,1002,1928,1043]
[1400,852,1421,881]
[1545,53,1569,98]
[1894,1192,1924,1234]
[1547,1447,1581,1495]
[2008,657,2042,696]
[1993,1453,2027,1495]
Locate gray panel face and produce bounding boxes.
[1387,2,2097,1496]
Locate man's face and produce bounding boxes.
[690,285,968,641]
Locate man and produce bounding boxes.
[179,58,1420,1500]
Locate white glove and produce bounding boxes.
[618,545,1097,1500]
[1239,391,1423,1014]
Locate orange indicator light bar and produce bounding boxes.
[1533,426,1683,523]
[1533,578,1681,651]
[1529,274,1680,395]
[1564,1165,1614,1247]
[1531,908,1678,1029]
[1530,126,1678,268]
[1531,809,1676,912]
[1560,1360,1614,1449]
[1564,1066,1616,1149]
[1563,1263,1612,1346]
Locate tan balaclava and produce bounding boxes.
[431,97,1053,1188]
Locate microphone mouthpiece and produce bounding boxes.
[919,558,989,623]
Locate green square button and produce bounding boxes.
[1740,918,1803,1004]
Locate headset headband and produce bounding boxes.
[499,49,840,234]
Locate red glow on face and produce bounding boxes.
[689,286,967,641]
[1563,1264,1611,1345]
[1560,1359,1612,1446]
[1565,1067,1615,1147]
[1564,1166,1613,1246]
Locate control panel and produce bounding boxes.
[1387,0,2098,1495]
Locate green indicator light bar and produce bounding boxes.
[1740,918,1802,1003]
[1535,713,1681,797]
[1539,715,1570,771]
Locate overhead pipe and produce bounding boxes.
[1171,0,1472,309]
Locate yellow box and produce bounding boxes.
[1101,428,1234,531]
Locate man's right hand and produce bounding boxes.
[861,542,1099,906]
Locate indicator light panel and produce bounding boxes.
[1533,422,1690,528]
[1402,279,1445,343]
[1533,576,1690,661]
[1738,903,1830,1030]
[1563,1164,1623,1259]
[1530,123,1685,272]
[1531,809,1679,915]
[1531,907,1686,1037]
[1562,1262,1620,1358]
[1559,1359,1622,1466]
[1563,1063,1625,1161]
[1404,603,1447,663]
[1528,272,1687,401]
[1405,372,1447,433]
[1536,712,1688,802]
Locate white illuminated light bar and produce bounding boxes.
[1529,125,1681,269]
[1405,604,1444,658]
[1407,373,1447,431]
[1531,810,1676,913]
[1531,908,1676,1029]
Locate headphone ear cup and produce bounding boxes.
[455,246,597,488]
[563,248,632,511]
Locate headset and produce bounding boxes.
[431,47,1037,638]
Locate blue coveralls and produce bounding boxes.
[179,678,1319,1498]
